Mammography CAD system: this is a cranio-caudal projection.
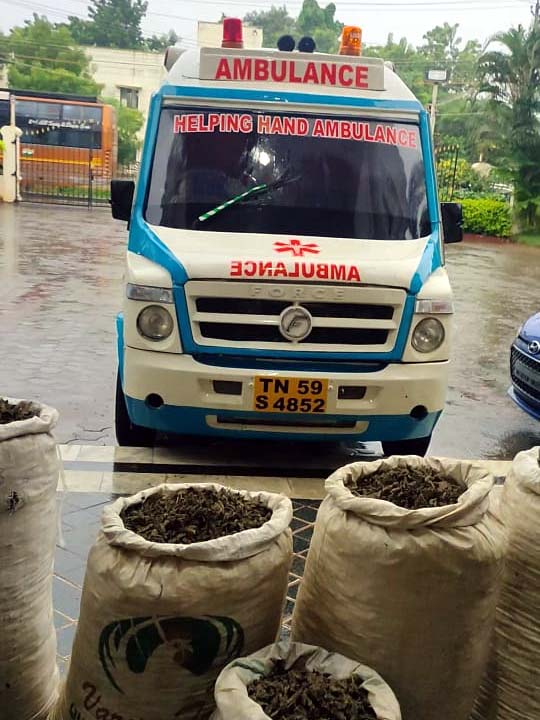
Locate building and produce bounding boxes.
[86,23,261,159]
[86,46,166,152]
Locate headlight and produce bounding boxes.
[137,305,174,341]
[412,318,445,353]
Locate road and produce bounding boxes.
[0,203,538,461]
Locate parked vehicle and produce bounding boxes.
[0,89,117,194]
[509,312,540,420]
[111,19,463,455]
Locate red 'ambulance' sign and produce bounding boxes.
[199,48,385,91]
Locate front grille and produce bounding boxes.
[200,322,388,345]
[196,297,394,320]
[186,281,406,353]
[511,345,540,406]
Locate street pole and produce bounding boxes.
[9,92,16,127]
[430,82,439,132]
[426,69,447,136]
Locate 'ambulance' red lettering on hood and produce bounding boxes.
[230,260,361,283]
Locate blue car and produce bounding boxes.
[510,312,540,420]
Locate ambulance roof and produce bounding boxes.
[164,47,422,109]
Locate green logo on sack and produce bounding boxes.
[98,615,244,693]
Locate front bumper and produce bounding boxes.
[122,346,448,441]
[508,387,540,421]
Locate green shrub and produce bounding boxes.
[459,198,512,237]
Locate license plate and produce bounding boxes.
[253,377,328,413]
[514,359,540,391]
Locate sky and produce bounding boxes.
[0,0,534,50]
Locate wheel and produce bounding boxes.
[115,372,156,447]
[381,435,432,457]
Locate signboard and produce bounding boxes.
[200,47,385,91]
[425,69,448,83]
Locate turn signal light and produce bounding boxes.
[339,26,362,56]
[222,18,244,49]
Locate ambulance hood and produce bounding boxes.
[149,225,434,291]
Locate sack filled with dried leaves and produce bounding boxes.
[0,397,60,720]
[292,456,506,720]
[52,483,293,720]
[472,447,540,720]
[211,642,401,720]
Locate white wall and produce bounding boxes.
[198,21,263,49]
[86,47,166,157]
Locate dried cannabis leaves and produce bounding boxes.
[120,487,272,543]
[248,662,376,720]
[346,465,464,509]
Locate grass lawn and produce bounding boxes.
[515,233,540,247]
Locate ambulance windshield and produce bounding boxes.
[145,107,431,241]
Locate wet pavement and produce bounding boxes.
[0,202,539,460]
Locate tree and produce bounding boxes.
[479,22,540,228]
[420,23,462,75]
[244,6,296,50]
[105,97,144,165]
[144,30,180,52]
[244,0,342,53]
[67,0,148,50]
[368,34,431,105]
[296,0,342,53]
[5,15,101,95]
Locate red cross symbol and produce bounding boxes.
[273,239,320,257]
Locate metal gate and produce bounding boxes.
[435,144,459,202]
[19,143,111,207]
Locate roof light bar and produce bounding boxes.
[339,26,362,56]
[222,18,243,49]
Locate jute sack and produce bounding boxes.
[292,457,506,720]
[0,398,60,720]
[52,483,293,720]
[211,641,402,720]
[471,447,540,720]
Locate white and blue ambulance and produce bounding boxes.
[111,20,463,455]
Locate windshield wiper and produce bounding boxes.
[194,174,300,227]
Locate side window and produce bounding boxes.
[119,87,139,110]
[36,102,61,121]
[17,100,39,118]
[62,104,85,122]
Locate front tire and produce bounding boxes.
[381,435,432,458]
[115,372,156,447]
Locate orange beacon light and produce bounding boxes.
[339,26,362,56]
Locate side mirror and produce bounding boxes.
[441,202,463,244]
[110,180,135,223]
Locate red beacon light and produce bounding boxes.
[339,26,362,56]
[222,18,244,49]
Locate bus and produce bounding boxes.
[0,89,117,196]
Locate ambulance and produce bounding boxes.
[111,20,463,455]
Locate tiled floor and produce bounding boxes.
[52,445,511,670]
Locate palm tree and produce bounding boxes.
[479,23,540,229]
